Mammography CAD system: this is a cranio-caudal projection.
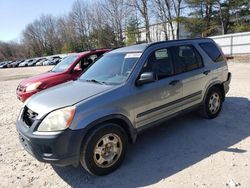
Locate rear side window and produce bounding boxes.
[199,42,223,62]
[171,45,203,74]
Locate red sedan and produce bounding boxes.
[16,49,110,102]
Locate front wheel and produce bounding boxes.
[200,87,223,119]
[80,123,127,176]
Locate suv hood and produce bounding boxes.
[25,80,113,119]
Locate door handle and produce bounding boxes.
[203,70,211,75]
[169,80,179,86]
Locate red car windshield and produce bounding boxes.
[51,55,78,72]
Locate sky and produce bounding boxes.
[0,0,76,42]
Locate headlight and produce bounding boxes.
[26,82,42,92]
[37,106,76,132]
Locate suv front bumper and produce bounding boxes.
[16,119,85,166]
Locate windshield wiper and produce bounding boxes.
[85,79,105,85]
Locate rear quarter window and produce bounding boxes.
[199,42,224,62]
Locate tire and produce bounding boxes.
[80,123,128,176]
[200,87,223,119]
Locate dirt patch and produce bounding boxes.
[0,75,33,81]
[0,63,250,187]
[228,55,250,63]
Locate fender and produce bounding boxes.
[202,80,224,104]
[87,114,137,143]
[71,113,137,143]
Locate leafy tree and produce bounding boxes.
[90,25,117,49]
[185,0,250,37]
[185,0,217,37]
[1,0,250,60]
[101,0,130,47]
[126,18,139,45]
[231,0,250,32]
[129,0,152,42]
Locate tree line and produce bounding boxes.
[0,0,249,61]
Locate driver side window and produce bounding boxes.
[142,48,174,80]
[74,56,94,71]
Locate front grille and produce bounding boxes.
[17,84,24,92]
[23,107,38,127]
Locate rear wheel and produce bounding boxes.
[200,87,223,119]
[80,123,127,176]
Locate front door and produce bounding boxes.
[131,47,183,128]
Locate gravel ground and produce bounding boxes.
[0,63,250,188]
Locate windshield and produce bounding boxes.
[80,52,141,85]
[51,55,78,72]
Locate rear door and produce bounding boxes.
[170,44,208,110]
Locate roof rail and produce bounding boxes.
[146,38,212,48]
[111,46,124,51]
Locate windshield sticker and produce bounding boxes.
[125,53,142,58]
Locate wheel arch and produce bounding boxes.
[81,114,137,144]
[203,82,225,103]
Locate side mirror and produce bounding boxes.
[136,72,156,86]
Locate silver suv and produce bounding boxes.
[16,38,231,176]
